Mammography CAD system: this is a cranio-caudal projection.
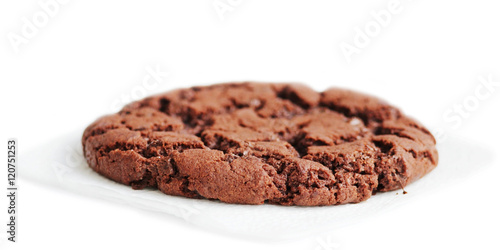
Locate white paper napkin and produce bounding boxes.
[20,128,493,240]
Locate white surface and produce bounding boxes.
[1,0,500,249]
[19,129,494,240]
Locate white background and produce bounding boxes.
[1,0,499,249]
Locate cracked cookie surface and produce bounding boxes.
[82,83,438,206]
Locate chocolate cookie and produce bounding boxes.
[82,83,438,206]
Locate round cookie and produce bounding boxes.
[82,83,438,206]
